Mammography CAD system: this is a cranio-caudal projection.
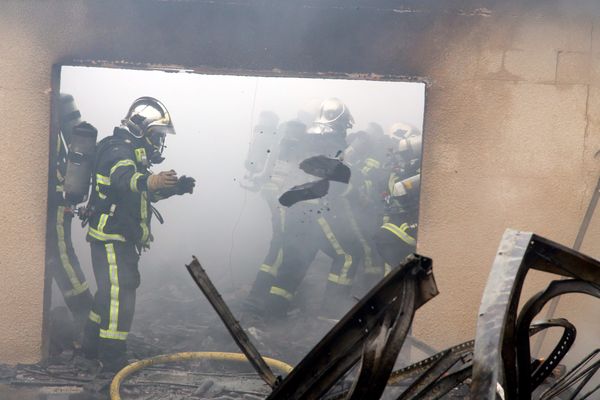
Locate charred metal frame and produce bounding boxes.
[187,229,599,400]
[265,254,437,400]
[187,254,437,399]
[471,229,600,399]
[186,257,281,388]
[540,349,600,399]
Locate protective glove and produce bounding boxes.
[147,170,178,192]
[175,175,196,195]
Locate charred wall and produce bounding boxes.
[0,0,598,363]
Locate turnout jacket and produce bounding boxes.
[87,128,153,246]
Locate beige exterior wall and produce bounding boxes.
[0,0,598,364]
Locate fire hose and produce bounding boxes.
[110,351,294,400]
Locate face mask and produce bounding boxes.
[145,131,166,164]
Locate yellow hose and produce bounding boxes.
[110,351,294,400]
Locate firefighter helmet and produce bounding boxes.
[123,97,175,139]
[311,98,354,133]
[122,97,175,164]
[388,122,421,140]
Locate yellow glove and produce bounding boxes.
[147,170,178,192]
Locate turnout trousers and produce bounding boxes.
[83,241,140,365]
[46,205,93,325]
[265,199,363,318]
[245,192,286,311]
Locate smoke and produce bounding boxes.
[50,65,426,356]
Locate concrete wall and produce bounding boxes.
[0,0,598,363]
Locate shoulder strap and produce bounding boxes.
[85,136,127,209]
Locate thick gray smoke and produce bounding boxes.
[52,66,426,366]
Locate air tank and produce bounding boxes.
[64,122,97,205]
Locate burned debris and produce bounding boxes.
[1,229,598,399]
[173,230,598,399]
[183,231,597,399]
[471,230,600,400]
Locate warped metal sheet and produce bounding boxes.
[471,229,600,399]
[267,254,438,400]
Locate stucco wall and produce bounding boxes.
[0,0,598,364]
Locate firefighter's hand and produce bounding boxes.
[175,175,196,195]
[147,170,178,192]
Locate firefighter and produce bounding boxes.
[263,98,362,320]
[342,122,395,293]
[242,111,285,312]
[81,97,195,371]
[244,104,329,315]
[374,124,422,270]
[375,173,420,268]
[46,94,94,334]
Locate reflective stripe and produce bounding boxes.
[88,228,126,242]
[364,180,372,194]
[64,282,90,298]
[88,311,101,324]
[99,329,128,341]
[366,158,381,168]
[270,286,293,300]
[317,217,353,286]
[341,198,373,270]
[140,191,149,243]
[381,222,416,246]
[130,172,144,193]
[101,243,126,341]
[56,185,63,192]
[388,173,399,194]
[279,208,286,232]
[328,272,353,286]
[259,264,274,273]
[134,148,147,164]
[56,168,64,183]
[262,182,279,192]
[341,182,353,197]
[89,206,127,242]
[95,174,110,199]
[96,174,110,185]
[56,206,89,296]
[273,249,283,271]
[109,159,136,177]
[259,249,284,277]
[97,213,109,232]
[361,157,381,175]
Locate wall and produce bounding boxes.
[0,0,598,363]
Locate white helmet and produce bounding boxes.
[123,96,175,139]
[308,98,354,134]
[122,97,175,164]
[388,122,421,140]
